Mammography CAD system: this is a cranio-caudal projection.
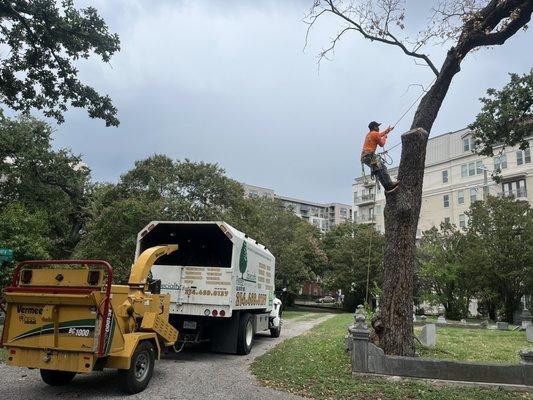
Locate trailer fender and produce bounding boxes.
[106,332,160,370]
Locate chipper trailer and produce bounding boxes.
[0,245,180,394]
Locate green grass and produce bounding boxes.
[251,314,532,400]
[416,326,527,363]
[283,310,312,320]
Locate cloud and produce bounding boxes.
[52,0,533,204]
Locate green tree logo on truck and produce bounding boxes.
[239,241,248,278]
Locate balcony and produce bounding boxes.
[354,214,376,224]
[499,187,528,199]
[354,193,375,206]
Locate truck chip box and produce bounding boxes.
[135,221,282,354]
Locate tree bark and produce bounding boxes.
[380,49,463,356]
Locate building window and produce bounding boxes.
[353,191,358,203]
[463,137,472,152]
[468,162,476,176]
[459,214,466,229]
[502,179,527,198]
[368,207,374,220]
[494,153,508,170]
[516,149,531,166]
[443,194,450,208]
[457,190,464,204]
[442,170,448,183]
[470,188,477,202]
[461,164,467,178]
[376,205,382,215]
[444,217,450,224]
[476,160,484,174]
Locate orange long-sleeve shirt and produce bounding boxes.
[362,128,391,154]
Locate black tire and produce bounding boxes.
[236,313,254,355]
[118,341,156,394]
[40,369,76,386]
[270,324,281,338]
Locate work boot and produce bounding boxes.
[385,181,400,193]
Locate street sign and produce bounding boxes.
[0,248,13,263]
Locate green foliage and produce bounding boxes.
[322,222,384,310]
[0,114,91,257]
[0,202,52,286]
[251,314,529,400]
[416,196,533,323]
[226,197,327,301]
[0,0,120,126]
[471,69,533,156]
[417,223,474,320]
[74,155,246,283]
[465,196,533,322]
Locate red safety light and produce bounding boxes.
[212,309,218,317]
[10,350,16,355]
[219,310,226,317]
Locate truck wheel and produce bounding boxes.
[270,324,281,338]
[40,369,76,386]
[237,313,254,355]
[119,341,155,394]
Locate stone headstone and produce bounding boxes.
[497,321,509,331]
[527,324,533,343]
[417,323,436,348]
[460,319,467,324]
[480,320,488,329]
[437,306,446,324]
[413,313,417,322]
[519,348,533,364]
[521,309,532,328]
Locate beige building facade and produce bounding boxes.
[353,128,533,236]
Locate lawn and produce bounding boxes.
[283,310,330,321]
[251,314,533,400]
[416,326,527,363]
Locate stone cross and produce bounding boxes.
[497,321,509,331]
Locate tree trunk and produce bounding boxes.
[379,49,463,356]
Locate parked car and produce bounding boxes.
[315,295,336,304]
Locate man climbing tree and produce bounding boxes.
[307,0,533,356]
[361,121,398,193]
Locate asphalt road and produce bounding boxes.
[0,314,334,400]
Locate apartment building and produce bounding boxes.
[241,183,352,232]
[352,128,533,236]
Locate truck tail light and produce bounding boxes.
[219,310,226,317]
[212,310,218,317]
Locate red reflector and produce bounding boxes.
[10,350,16,354]
[212,309,218,317]
[219,310,225,317]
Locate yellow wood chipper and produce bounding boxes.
[0,245,180,394]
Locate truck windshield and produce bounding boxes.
[139,223,233,268]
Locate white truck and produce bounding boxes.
[135,221,282,354]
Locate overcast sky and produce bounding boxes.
[51,0,533,205]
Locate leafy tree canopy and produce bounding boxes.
[0,114,91,256]
[471,69,533,156]
[0,0,120,126]
[322,222,384,310]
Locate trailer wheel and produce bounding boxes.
[237,313,254,355]
[40,369,76,386]
[119,341,155,394]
